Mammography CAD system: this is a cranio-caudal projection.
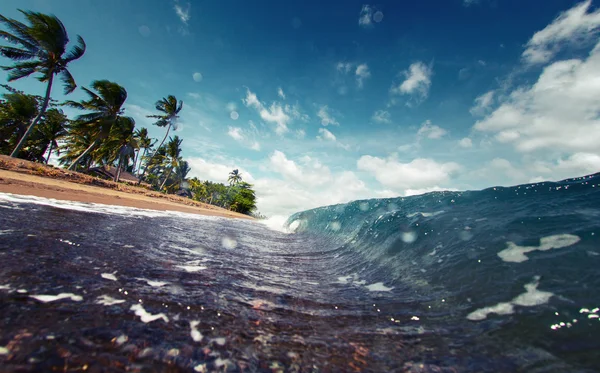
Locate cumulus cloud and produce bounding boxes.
[390,62,433,104]
[458,137,473,148]
[417,120,447,139]
[358,5,373,27]
[187,157,254,184]
[317,105,339,126]
[277,87,286,99]
[243,88,290,135]
[372,110,391,124]
[317,128,337,141]
[355,63,371,88]
[474,41,600,154]
[470,91,495,116]
[357,155,460,191]
[523,0,600,64]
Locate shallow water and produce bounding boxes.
[0,174,599,372]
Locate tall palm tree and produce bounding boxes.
[159,135,183,191]
[0,10,86,157]
[37,108,68,163]
[64,80,131,171]
[228,169,242,185]
[132,127,152,175]
[137,95,183,185]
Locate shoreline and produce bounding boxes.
[0,156,252,220]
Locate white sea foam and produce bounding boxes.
[497,234,581,263]
[0,346,8,355]
[30,293,83,303]
[406,211,444,218]
[0,285,10,291]
[467,276,553,321]
[176,265,207,272]
[101,273,118,281]
[190,320,203,342]
[137,278,168,287]
[0,192,223,220]
[365,282,394,292]
[130,304,169,323]
[96,295,126,306]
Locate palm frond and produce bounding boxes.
[59,68,76,94]
[63,35,85,63]
[0,46,36,60]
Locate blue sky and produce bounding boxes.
[2,0,600,217]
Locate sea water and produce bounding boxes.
[0,173,599,372]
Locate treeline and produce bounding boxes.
[0,10,259,216]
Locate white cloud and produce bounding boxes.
[336,62,353,74]
[358,5,373,27]
[417,120,447,139]
[458,137,473,148]
[251,142,261,151]
[470,90,495,116]
[317,105,339,126]
[390,62,433,104]
[317,128,337,142]
[357,155,460,191]
[474,41,600,154]
[270,150,331,187]
[355,63,371,88]
[277,87,286,99]
[187,157,254,184]
[242,88,291,135]
[174,1,191,25]
[192,72,202,82]
[227,127,243,141]
[284,104,309,122]
[372,110,391,124]
[295,129,306,139]
[523,0,600,64]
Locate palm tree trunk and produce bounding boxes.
[132,149,140,174]
[137,124,171,185]
[11,73,54,158]
[45,143,54,164]
[159,166,174,191]
[113,156,122,182]
[68,139,99,171]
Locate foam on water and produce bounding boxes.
[101,273,118,281]
[30,293,83,303]
[190,320,203,342]
[497,234,581,263]
[130,304,169,323]
[96,295,126,306]
[365,282,394,292]
[467,277,553,321]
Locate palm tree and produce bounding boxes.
[0,10,86,157]
[137,95,183,184]
[228,169,242,185]
[64,80,131,171]
[0,91,38,155]
[37,108,68,163]
[132,127,152,175]
[159,135,183,191]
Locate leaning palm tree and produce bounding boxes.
[132,127,152,175]
[137,95,183,184]
[64,80,131,171]
[37,108,68,163]
[0,10,86,157]
[0,91,38,155]
[228,169,242,185]
[159,135,183,191]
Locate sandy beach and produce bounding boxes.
[0,156,252,220]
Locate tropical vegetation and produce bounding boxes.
[0,10,258,216]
